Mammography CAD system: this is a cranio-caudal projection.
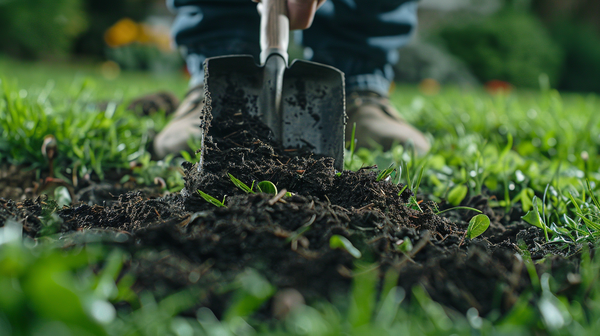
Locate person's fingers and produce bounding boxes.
[287,0,324,30]
[253,0,326,30]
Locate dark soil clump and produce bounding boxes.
[0,93,558,319]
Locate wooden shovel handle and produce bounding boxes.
[260,0,289,64]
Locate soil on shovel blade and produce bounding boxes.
[0,89,565,320]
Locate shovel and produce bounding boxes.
[203,0,346,171]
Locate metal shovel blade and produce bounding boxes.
[204,55,346,171]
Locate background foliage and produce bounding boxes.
[549,21,600,93]
[0,0,87,59]
[437,10,563,88]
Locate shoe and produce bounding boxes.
[346,91,430,155]
[152,85,205,159]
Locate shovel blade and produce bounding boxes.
[205,55,263,119]
[205,55,346,171]
[282,59,345,170]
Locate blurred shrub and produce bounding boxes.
[103,18,183,73]
[74,0,156,57]
[106,43,183,73]
[0,0,87,59]
[549,21,600,93]
[437,11,563,88]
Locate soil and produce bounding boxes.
[0,90,579,320]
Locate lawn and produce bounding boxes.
[2,57,600,335]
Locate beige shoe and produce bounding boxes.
[152,85,205,159]
[346,91,431,155]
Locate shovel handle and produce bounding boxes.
[260,0,289,64]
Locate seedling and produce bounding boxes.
[408,197,423,212]
[376,164,396,182]
[398,185,408,197]
[257,181,277,195]
[566,193,600,233]
[197,190,227,208]
[228,173,255,194]
[395,237,413,253]
[397,161,426,212]
[466,214,491,239]
[522,196,551,241]
[329,234,362,258]
[458,214,491,247]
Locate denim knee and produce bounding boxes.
[169,1,260,86]
[169,0,418,94]
[303,0,418,95]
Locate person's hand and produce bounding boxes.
[286,0,326,30]
[254,0,326,30]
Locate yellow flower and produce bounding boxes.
[104,18,140,48]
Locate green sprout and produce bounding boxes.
[197,190,227,208]
[466,214,491,239]
[330,235,362,258]
[228,173,255,194]
[522,196,551,241]
[395,237,413,253]
[257,181,278,195]
[376,164,396,182]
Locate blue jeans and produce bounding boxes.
[167,0,418,96]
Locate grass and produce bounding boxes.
[0,56,189,184]
[3,58,600,334]
[5,223,600,335]
[0,56,188,100]
[357,85,600,246]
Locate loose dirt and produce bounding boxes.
[0,91,570,319]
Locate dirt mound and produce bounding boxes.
[0,94,549,318]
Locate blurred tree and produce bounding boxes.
[0,0,87,59]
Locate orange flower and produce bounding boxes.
[485,80,512,94]
[104,18,140,48]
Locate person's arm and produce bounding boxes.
[253,0,326,30]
